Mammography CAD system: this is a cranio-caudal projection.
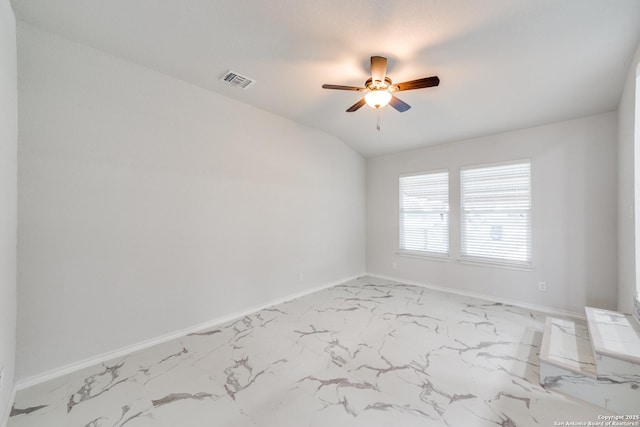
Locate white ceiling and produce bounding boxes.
[10,0,640,157]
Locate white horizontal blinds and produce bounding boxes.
[399,171,449,256]
[461,161,531,265]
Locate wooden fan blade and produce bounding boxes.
[394,76,440,91]
[322,84,365,91]
[389,95,411,112]
[370,56,387,84]
[346,98,366,112]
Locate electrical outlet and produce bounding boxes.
[298,273,304,282]
[392,262,398,270]
[538,281,547,292]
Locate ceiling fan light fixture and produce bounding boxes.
[321,55,439,114]
[365,90,392,109]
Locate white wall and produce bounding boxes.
[618,41,640,316]
[0,0,17,424]
[16,23,365,380]
[367,113,618,314]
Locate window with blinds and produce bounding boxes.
[460,161,531,266]
[399,171,449,257]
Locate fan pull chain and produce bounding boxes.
[376,108,381,131]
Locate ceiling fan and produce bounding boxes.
[322,56,440,118]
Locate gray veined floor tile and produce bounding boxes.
[9,276,617,427]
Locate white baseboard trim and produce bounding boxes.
[15,273,364,391]
[15,272,582,391]
[368,273,586,320]
[1,385,16,427]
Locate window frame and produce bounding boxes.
[459,159,532,269]
[398,169,450,260]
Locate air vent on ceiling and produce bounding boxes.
[220,70,256,89]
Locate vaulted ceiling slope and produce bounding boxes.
[11,0,640,157]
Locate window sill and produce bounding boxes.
[397,251,450,262]
[457,257,533,271]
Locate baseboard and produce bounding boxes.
[368,273,586,320]
[15,271,580,391]
[0,385,16,427]
[16,273,364,391]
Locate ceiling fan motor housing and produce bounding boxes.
[365,77,393,91]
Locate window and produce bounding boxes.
[460,161,531,267]
[399,171,449,257]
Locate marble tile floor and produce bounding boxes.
[8,276,619,427]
